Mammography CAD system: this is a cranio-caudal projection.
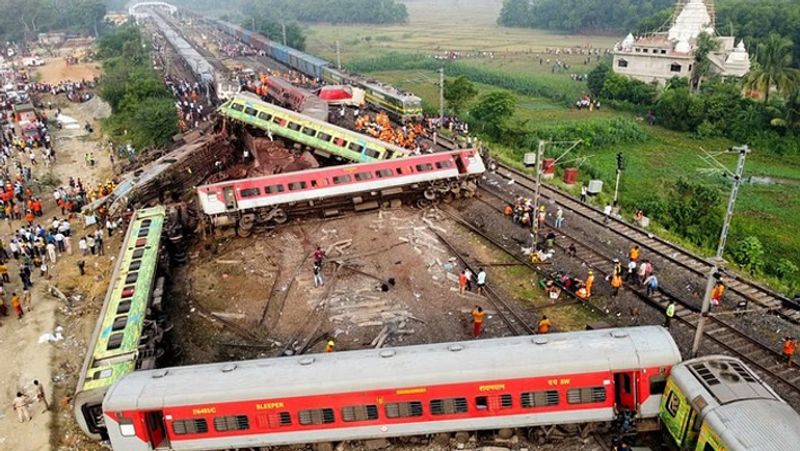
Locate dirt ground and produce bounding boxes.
[34,50,102,84]
[0,93,113,451]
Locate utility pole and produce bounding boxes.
[438,67,445,123]
[530,140,547,241]
[613,152,624,207]
[281,22,287,46]
[336,40,341,70]
[691,144,750,357]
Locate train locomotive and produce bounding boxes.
[660,355,800,450]
[211,20,422,121]
[197,147,485,235]
[102,326,681,450]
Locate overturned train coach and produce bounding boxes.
[103,326,681,450]
[197,148,485,236]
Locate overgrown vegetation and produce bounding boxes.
[0,0,106,41]
[97,24,178,150]
[240,0,408,25]
[497,0,674,33]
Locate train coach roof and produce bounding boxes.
[104,327,680,411]
[705,399,800,451]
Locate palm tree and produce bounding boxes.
[692,32,720,93]
[745,33,800,104]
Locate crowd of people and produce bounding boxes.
[165,76,210,132]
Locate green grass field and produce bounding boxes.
[302,1,800,293]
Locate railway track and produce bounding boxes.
[490,162,800,323]
[473,182,800,400]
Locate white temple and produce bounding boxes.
[612,0,750,84]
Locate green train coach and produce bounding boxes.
[74,206,167,440]
[659,355,800,450]
[321,67,423,121]
[219,92,411,164]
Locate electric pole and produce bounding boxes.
[438,67,445,123]
[613,152,624,207]
[336,40,341,70]
[691,144,750,356]
[530,140,547,241]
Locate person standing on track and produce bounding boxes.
[625,259,637,283]
[664,300,675,328]
[710,281,725,307]
[313,261,324,288]
[628,245,640,263]
[645,273,659,297]
[610,272,623,297]
[554,207,564,229]
[537,315,551,334]
[471,306,485,338]
[580,184,587,202]
[458,270,467,295]
[783,337,796,367]
[476,268,487,295]
[585,271,595,297]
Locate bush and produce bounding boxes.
[729,236,766,274]
[774,258,799,279]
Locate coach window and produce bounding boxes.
[244,107,257,116]
[257,112,272,121]
[298,408,335,425]
[118,418,136,437]
[172,419,209,435]
[257,412,292,429]
[301,127,316,137]
[287,122,302,132]
[664,391,680,417]
[333,175,351,185]
[430,397,468,415]
[521,390,559,408]
[416,163,434,172]
[385,401,423,418]
[566,387,606,404]
[348,142,365,154]
[317,132,332,142]
[239,188,260,198]
[650,374,667,394]
[376,169,394,178]
[265,184,285,194]
[355,172,373,181]
[288,181,307,191]
[333,138,347,147]
[214,415,250,432]
[475,394,512,411]
[230,103,244,112]
[435,160,454,169]
[365,148,381,159]
[341,405,379,422]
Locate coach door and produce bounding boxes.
[614,371,637,412]
[223,187,236,211]
[145,411,170,449]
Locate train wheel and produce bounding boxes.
[423,188,437,200]
[236,226,252,238]
[271,209,288,224]
[237,215,255,237]
[442,192,456,204]
[416,198,431,209]
[449,180,461,193]
[436,182,450,193]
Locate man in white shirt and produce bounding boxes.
[476,268,487,295]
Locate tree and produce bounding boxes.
[443,76,478,116]
[745,33,800,103]
[587,63,610,98]
[657,179,722,246]
[692,32,721,93]
[729,236,765,274]
[469,91,517,139]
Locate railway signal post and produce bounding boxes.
[691,145,750,357]
[613,152,624,207]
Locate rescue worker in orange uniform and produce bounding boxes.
[471,306,485,338]
[710,281,725,307]
[585,271,595,297]
[325,339,335,353]
[610,272,623,297]
[537,315,551,334]
[783,337,796,366]
[576,284,589,299]
[628,245,640,262]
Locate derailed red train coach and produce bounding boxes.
[102,326,681,450]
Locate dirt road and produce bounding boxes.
[0,95,111,451]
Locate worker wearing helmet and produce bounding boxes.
[325,339,335,353]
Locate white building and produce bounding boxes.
[612,0,750,85]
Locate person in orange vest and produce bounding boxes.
[576,283,589,299]
[710,282,725,306]
[24,210,34,226]
[628,245,640,262]
[585,271,595,297]
[783,337,796,367]
[471,306,485,338]
[458,270,468,295]
[503,204,513,216]
[610,272,623,297]
[537,315,552,334]
[325,339,335,353]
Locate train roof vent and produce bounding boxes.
[729,360,757,383]
[611,330,629,338]
[533,337,548,345]
[299,357,315,366]
[380,350,396,358]
[689,358,777,404]
[448,344,463,352]
[221,364,237,373]
[691,362,721,386]
[152,370,169,379]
